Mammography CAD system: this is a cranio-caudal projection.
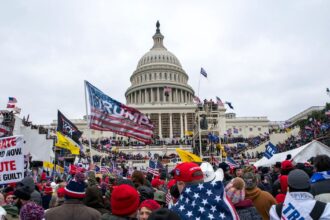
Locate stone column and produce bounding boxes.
[175,89,178,103]
[158,113,162,138]
[184,113,188,132]
[157,88,160,102]
[169,89,172,103]
[169,113,173,138]
[144,89,148,103]
[181,90,183,103]
[180,113,184,138]
[151,88,154,103]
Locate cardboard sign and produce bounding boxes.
[0,136,24,184]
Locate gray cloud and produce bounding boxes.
[0,0,329,124]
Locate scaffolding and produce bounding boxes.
[192,101,226,162]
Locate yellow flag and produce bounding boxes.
[56,131,80,155]
[185,131,193,136]
[55,165,64,173]
[176,148,202,163]
[43,161,54,169]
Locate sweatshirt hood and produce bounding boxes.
[17,177,35,194]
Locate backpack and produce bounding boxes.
[275,201,326,220]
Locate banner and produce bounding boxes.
[85,81,154,143]
[0,136,24,184]
[264,142,277,159]
[176,148,202,163]
[57,110,82,145]
[55,132,80,155]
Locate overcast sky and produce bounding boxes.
[1,1,329,124]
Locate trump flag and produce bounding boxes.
[85,81,154,143]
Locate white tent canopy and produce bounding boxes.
[254,140,330,167]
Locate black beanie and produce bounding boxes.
[147,208,181,220]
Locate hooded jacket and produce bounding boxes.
[269,192,330,220]
[245,187,276,220]
[16,177,42,205]
[311,179,330,203]
[84,186,110,215]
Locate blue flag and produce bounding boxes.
[200,67,207,78]
[264,142,277,159]
[225,101,234,109]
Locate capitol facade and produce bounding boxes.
[50,22,270,143]
[125,21,196,139]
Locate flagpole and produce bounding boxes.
[84,81,93,164]
[197,70,201,98]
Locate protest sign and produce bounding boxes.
[0,135,24,184]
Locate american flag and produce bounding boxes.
[210,155,220,166]
[100,166,110,174]
[8,97,17,103]
[193,96,201,104]
[200,67,208,78]
[0,125,11,137]
[164,86,172,93]
[226,157,239,169]
[170,181,239,220]
[147,160,160,176]
[166,192,172,205]
[216,96,224,107]
[85,81,154,144]
[325,110,330,116]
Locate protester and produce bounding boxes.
[101,184,140,220]
[138,199,160,220]
[15,176,42,205]
[310,154,330,202]
[20,202,44,220]
[243,171,276,220]
[42,182,53,209]
[225,177,262,220]
[84,185,110,215]
[270,169,330,219]
[151,178,164,191]
[3,192,14,206]
[171,162,238,219]
[154,190,166,208]
[45,172,101,220]
[172,162,204,194]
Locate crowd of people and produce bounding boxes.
[1,153,330,219]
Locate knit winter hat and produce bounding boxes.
[19,202,44,220]
[288,169,310,190]
[225,178,245,204]
[139,199,160,211]
[111,184,140,216]
[64,174,87,199]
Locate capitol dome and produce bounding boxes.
[125,21,195,106]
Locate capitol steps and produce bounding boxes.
[244,127,300,157]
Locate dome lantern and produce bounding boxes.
[151,20,166,50]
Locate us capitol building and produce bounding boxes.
[50,22,270,148]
